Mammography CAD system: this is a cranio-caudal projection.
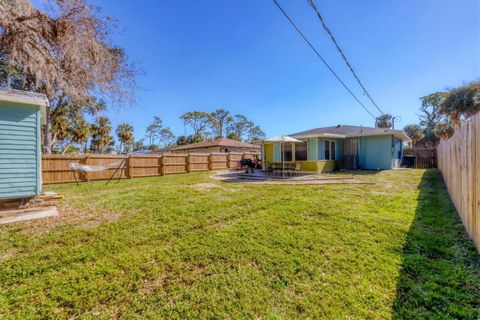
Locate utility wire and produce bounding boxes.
[307,0,385,115]
[271,0,376,119]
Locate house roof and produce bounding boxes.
[0,88,49,124]
[290,124,411,142]
[169,138,261,151]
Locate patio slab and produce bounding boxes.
[212,170,373,185]
[0,206,58,225]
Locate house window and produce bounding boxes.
[324,140,336,160]
[295,142,307,161]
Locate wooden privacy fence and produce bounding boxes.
[437,113,479,251]
[403,148,437,168]
[42,152,258,184]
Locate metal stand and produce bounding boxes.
[71,167,80,186]
[106,159,127,185]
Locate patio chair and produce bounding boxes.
[265,162,274,176]
[284,163,297,176]
[234,160,243,172]
[272,163,282,176]
[293,162,302,176]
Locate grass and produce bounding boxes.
[0,169,478,319]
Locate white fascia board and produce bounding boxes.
[0,89,49,125]
[347,131,411,142]
[292,133,347,139]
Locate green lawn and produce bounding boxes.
[0,169,478,319]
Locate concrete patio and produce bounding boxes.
[212,170,372,185]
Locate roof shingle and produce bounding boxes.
[290,124,409,141]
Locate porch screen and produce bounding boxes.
[282,143,293,161]
[295,142,307,161]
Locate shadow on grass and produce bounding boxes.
[339,169,383,175]
[393,169,480,319]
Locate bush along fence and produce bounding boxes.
[42,152,258,184]
[437,112,479,251]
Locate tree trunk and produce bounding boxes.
[43,95,64,154]
[43,105,53,154]
[61,144,71,154]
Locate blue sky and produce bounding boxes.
[89,0,479,141]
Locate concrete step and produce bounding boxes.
[0,206,58,224]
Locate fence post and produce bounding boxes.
[161,154,165,176]
[227,153,231,168]
[186,154,191,173]
[208,154,213,170]
[126,155,132,179]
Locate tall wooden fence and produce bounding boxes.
[42,152,258,184]
[403,148,437,168]
[437,113,479,251]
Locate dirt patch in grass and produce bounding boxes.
[5,202,126,234]
[140,271,169,295]
[190,183,219,191]
[0,248,19,263]
[81,212,123,228]
[204,217,241,230]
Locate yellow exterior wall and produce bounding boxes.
[263,143,274,163]
[298,160,336,173]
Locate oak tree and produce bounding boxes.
[0,0,136,153]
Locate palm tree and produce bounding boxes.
[403,124,424,146]
[439,81,480,126]
[90,116,113,153]
[375,114,393,129]
[434,119,455,140]
[116,123,134,153]
[71,119,91,153]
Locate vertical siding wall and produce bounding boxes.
[42,152,258,184]
[358,135,393,169]
[437,113,479,251]
[0,103,41,199]
[307,138,318,161]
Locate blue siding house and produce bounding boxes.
[0,89,48,200]
[262,125,410,172]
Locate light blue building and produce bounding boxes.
[0,89,48,200]
[262,125,411,172]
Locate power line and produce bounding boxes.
[271,0,377,119]
[307,0,385,115]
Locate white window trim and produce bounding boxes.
[324,140,336,161]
